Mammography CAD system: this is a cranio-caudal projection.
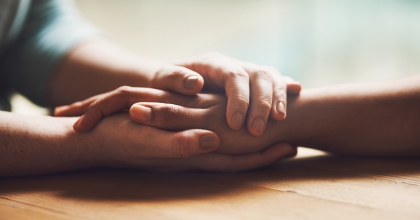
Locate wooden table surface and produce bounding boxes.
[1,147,419,220]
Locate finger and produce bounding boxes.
[73,87,197,132]
[150,142,296,172]
[270,70,288,121]
[200,142,297,172]
[284,145,299,158]
[244,67,274,136]
[129,102,204,131]
[175,53,250,130]
[54,95,100,116]
[283,76,302,94]
[135,127,220,158]
[151,65,204,95]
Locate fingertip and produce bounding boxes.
[167,67,204,95]
[183,75,204,93]
[287,83,302,94]
[266,143,297,159]
[73,109,103,133]
[129,104,152,123]
[54,105,69,116]
[73,115,85,133]
[172,130,219,158]
[73,114,96,133]
[246,117,266,136]
[228,111,244,130]
[271,101,286,121]
[199,132,220,152]
[284,145,298,158]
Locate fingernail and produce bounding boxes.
[199,134,219,150]
[184,76,199,90]
[130,104,152,122]
[252,117,265,133]
[277,101,286,115]
[231,112,243,128]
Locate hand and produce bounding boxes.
[86,111,220,159]
[171,52,301,136]
[55,87,193,132]
[91,112,297,172]
[57,88,292,154]
[130,142,297,172]
[128,93,291,154]
[56,53,301,136]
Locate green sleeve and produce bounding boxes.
[0,0,101,107]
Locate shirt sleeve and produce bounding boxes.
[0,0,101,107]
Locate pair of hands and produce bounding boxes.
[55,53,301,172]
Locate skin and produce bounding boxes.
[129,74,420,157]
[4,74,419,177]
[63,74,420,157]
[1,38,300,177]
[52,39,301,136]
[0,110,296,177]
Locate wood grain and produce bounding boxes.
[1,148,419,220]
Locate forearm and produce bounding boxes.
[0,112,104,177]
[49,39,163,106]
[274,74,420,157]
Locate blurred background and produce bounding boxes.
[12,0,420,115]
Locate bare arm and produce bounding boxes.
[275,74,420,157]
[0,111,100,176]
[0,110,297,177]
[49,39,161,106]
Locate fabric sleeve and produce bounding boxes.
[0,0,101,107]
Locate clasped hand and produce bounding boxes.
[55,53,300,172]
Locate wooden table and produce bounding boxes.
[1,148,419,220]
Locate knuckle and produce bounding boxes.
[85,102,103,116]
[262,66,282,80]
[169,67,188,78]
[180,96,201,108]
[252,68,271,80]
[255,99,272,112]
[172,133,191,158]
[227,69,249,79]
[265,66,279,73]
[262,66,280,75]
[116,86,133,96]
[232,94,250,109]
[156,104,180,125]
[274,87,287,97]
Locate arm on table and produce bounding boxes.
[0,111,99,177]
[126,74,420,157]
[275,74,420,157]
[0,111,296,177]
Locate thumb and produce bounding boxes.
[151,65,204,95]
[129,102,204,131]
[283,76,302,94]
[166,129,220,158]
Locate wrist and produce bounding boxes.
[266,91,323,145]
[56,117,110,168]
